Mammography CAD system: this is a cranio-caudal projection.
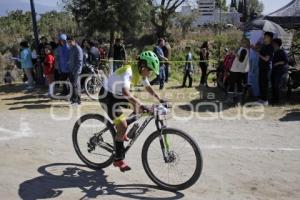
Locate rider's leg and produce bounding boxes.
[113,117,131,171]
[115,119,128,142]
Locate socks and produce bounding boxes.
[115,141,125,161]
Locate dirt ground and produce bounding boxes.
[0,83,300,200]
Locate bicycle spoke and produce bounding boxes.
[74,115,114,167]
[144,130,202,189]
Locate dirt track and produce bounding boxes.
[0,84,300,200]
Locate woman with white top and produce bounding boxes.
[228,38,250,97]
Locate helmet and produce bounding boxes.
[139,51,160,75]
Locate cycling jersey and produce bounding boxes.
[103,65,150,96]
[100,65,150,125]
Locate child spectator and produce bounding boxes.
[4,71,15,84]
[271,38,288,104]
[43,45,55,96]
[182,46,193,88]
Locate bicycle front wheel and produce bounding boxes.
[72,114,116,169]
[142,128,203,191]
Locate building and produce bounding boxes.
[178,0,241,27]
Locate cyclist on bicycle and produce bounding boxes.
[98,51,163,172]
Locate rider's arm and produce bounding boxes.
[143,78,161,101]
[122,87,142,107]
[145,86,160,101]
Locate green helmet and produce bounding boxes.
[139,51,160,75]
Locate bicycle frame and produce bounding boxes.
[123,111,171,163]
[93,105,171,162]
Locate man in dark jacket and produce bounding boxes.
[256,31,274,106]
[67,36,83,105]
[113,38,126,71]
[150,38,168,90]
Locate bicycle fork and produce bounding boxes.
[156,120,171,163]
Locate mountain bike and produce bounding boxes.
[72,103,203,191]
[82,63,105,100]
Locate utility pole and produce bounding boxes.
[30,0,43,84]
[243,0,248,22]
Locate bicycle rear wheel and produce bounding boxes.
[142,128,203,191]
[72,114,116,169]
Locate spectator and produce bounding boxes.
[49,40,59,81]
[4,71,14,84]
[249,41,262,98]
[182,46,193,88]
[57,34,70,95]
[19,41,34,90]
[151,38,168,90]
[223,48,236,72]
[256,32,274,105]
[113,38,126,71]
[89,41,100,65]
[81,39,90,65]
[30,42,38,82]
[223,47,236,84]
[162,40,171,82]
[43,45,55,96]
[39,36,49,62]
[228,38,250,101]
[271,38,288,105]
[98,40,107,67]
[67,36,83,105]
[199,41,209,86]
[31,42,38,66]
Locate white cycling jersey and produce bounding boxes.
[104,65,150,95]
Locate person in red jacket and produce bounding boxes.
[43,45,55,95]
[223,48,236,83]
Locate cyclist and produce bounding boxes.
[98,51,163,172]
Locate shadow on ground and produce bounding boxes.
[178,86,234,112]
[0,84,27,94]
[18,163,184,200]
[279,109,300,122]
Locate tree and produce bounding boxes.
[230,0,237,10]
[237,0,264,17]
[237,0,243,13]
[38,11,77,38]
[0,10,32,53]
[215,0,228,11]
[176,13,197,38]
[147,0,185,38]
[62,0,150,44]
[248,0,264,16]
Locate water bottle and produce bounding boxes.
[127,123,139,139]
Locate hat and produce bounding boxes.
[58,34,67,41]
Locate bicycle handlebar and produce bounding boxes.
[126,103,171,125]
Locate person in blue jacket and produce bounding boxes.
[56,34,70,95]
[19,41,34,90]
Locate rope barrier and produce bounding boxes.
[98,58,222,65]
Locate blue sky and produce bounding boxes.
[19,0,293,15]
